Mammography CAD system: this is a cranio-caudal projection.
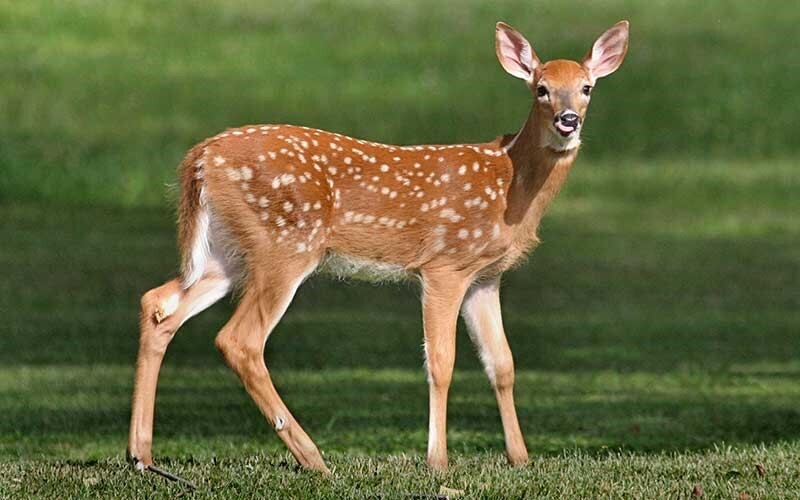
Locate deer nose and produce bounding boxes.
[557,111,580,128]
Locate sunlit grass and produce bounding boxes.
[2,1,799,205]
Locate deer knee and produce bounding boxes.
[491,356,515,392]
[427,370,452,391]
[140,285,181,326]
[138,287,180,354]
[425,351,454,390]
[214,332,240,366]
[215,332,262,376]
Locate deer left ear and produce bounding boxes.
[583,20,629,83]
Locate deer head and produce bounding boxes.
[496,20,629,152]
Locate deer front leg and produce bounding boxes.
[461,277,528,465]
[420,270,473,470]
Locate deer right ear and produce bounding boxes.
[495,22,540,81]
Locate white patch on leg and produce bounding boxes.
[427,415,438,457]
[177,273,232,328]
[423,338,440,458]
[422,340,433,385]
[161,293,180,318]
[275,416,286,431]
[461,279,504,385]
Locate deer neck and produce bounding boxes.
[503,108,579,244]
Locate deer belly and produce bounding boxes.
[317,250,411,283]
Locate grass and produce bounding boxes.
[1,0,799,497]
[1,1,800,206]
[1,160,799,497]
[6,448,800,498]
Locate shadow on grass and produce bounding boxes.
[1,365,798,457]
[0,204,798,372]
[1,203,798,458]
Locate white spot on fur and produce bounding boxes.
[439,208,463,223]
[226,168,241,181]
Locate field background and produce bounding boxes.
[1,0,799,498]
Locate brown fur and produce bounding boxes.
[181,118,575,282]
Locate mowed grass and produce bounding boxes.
[1,160,799,497]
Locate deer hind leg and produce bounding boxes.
[128,262,232,469]
[461,277,528,466]
[421,269,474,471]
[214,256,329,473]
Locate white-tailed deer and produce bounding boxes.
[128,20,629,477]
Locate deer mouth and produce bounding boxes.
[555,121,577,137]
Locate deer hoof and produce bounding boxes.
[127,452,147,472]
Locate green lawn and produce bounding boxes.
[2,160,799,497]
[2,0,799,206]
[2,0,800,497]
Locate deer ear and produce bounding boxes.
[495,22,540,81]
[583,20,629,82]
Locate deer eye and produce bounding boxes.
[536,85,549,98]
[582,85,593,96]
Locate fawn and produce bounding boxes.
[128,20,629,477]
